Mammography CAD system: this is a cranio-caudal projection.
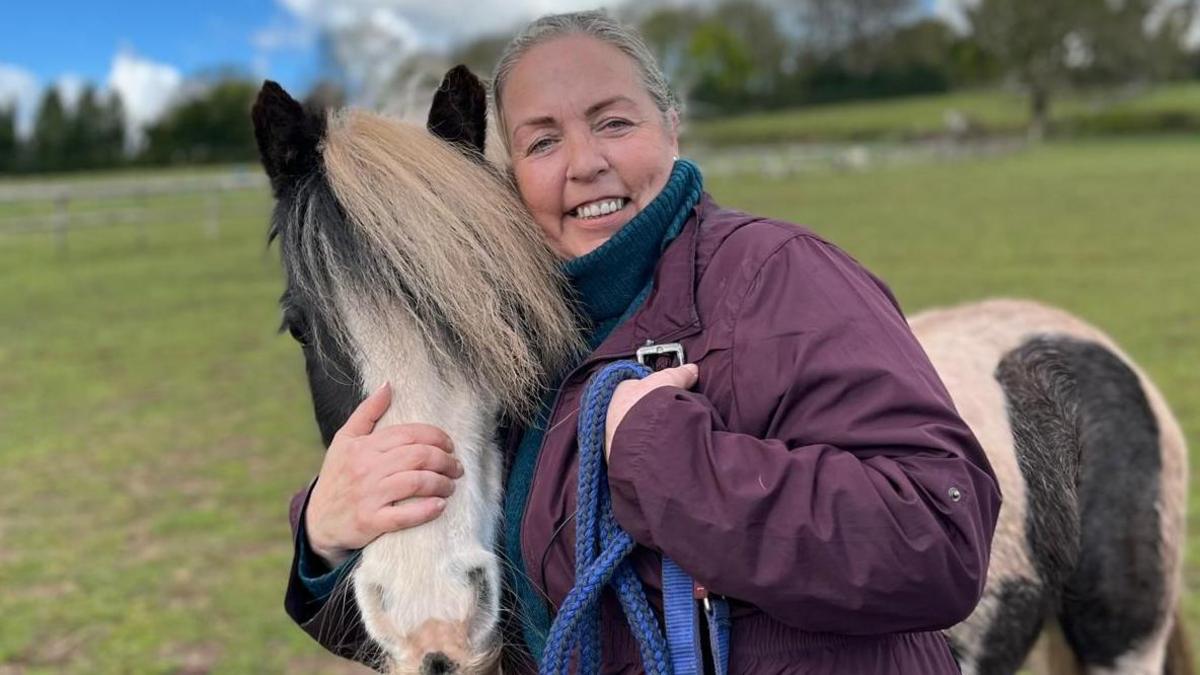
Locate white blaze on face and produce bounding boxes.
[338,295,504,672]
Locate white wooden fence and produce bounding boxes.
[0,169,270,253]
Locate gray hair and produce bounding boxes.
[491,10,679,151]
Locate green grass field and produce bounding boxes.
[687,82,1200,145]
[1,135,1197,672]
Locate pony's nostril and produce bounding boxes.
[421,651,458,674]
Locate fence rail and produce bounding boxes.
[0,169,270,253]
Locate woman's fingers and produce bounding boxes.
[605,364,700,460]
[376,469,457,505]
[375,443,463,478]
[376,497,447,532]
[336,382,393,439]
[366,422,455,454]
[642,363,699,390]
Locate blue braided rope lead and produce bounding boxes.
[540,361,672,675]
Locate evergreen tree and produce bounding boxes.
[32,88,69,172]
[70,86,102,168]
[142,78,258,165]
[0,104,17,173]
[95,90,127,166]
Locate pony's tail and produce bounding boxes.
[1164,608,1194,675]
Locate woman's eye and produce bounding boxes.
[600,118,632,131]
[527,137,555,155]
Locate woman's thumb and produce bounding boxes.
[339,382,392,438]
[654,363,699,390]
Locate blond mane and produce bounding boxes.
[310,108,581,414]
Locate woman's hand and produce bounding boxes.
[305,382,463,568]
[605,364,699,460]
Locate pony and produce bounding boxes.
[256,67,1191,675]
[252,68,581,673]
[910,299,1191,675]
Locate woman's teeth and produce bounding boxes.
[573,198,627,219]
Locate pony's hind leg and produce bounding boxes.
[1049,339,1174,675]
[951,577,1054,675]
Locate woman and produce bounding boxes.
[286,10,1001,673]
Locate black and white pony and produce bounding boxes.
[253,69,581,673]
[910,300,1191,675]
[253,69,1191,675]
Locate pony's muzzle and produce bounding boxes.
[363,552,503,675]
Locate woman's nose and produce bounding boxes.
[565,134,609,182]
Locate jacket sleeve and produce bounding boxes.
[606,234,1002,635]
[284,478,381,670]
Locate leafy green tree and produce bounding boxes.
[686,19,757,114]
[710,0,790,103]
[795,0,921,74]
[637,4,706,93]
[969,0,1199,138]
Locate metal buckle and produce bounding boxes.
[636,341,686,368]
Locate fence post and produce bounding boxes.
[54,194,70,255]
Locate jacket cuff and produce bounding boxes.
[297,513,361,600]
[285,476,357,623]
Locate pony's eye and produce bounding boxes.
[287,320,309,345]
[279,307,311,346]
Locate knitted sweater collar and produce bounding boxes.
[561,159,704,345]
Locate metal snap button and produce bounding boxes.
[948,487,962,502]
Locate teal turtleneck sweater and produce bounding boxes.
[296,159,705,661]
[505,159,704,659]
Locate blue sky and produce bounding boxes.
[2,0,318,92]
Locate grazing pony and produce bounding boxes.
[257,67,1191,675]
[253,70,581,673]
[910,299,1190,675]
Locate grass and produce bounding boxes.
[1,135,1197,672]
[687,81,1200,145]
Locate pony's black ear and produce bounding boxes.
[427,65,487,159]
[252,80,326,196]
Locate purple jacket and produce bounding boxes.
[285,195,1001,673]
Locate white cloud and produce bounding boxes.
[930,0,974,34]
[268,0,629,110]
[106,49,183,149]
[55,74,87,111]
[0,63,40,137]
[277,0,627,52]
[252,20,317,52]
[251,14,319,77]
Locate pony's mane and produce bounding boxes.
[283,108,581,416]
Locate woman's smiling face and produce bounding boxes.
[501,34,680,259]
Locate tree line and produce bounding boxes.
[2,0,1198,175]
